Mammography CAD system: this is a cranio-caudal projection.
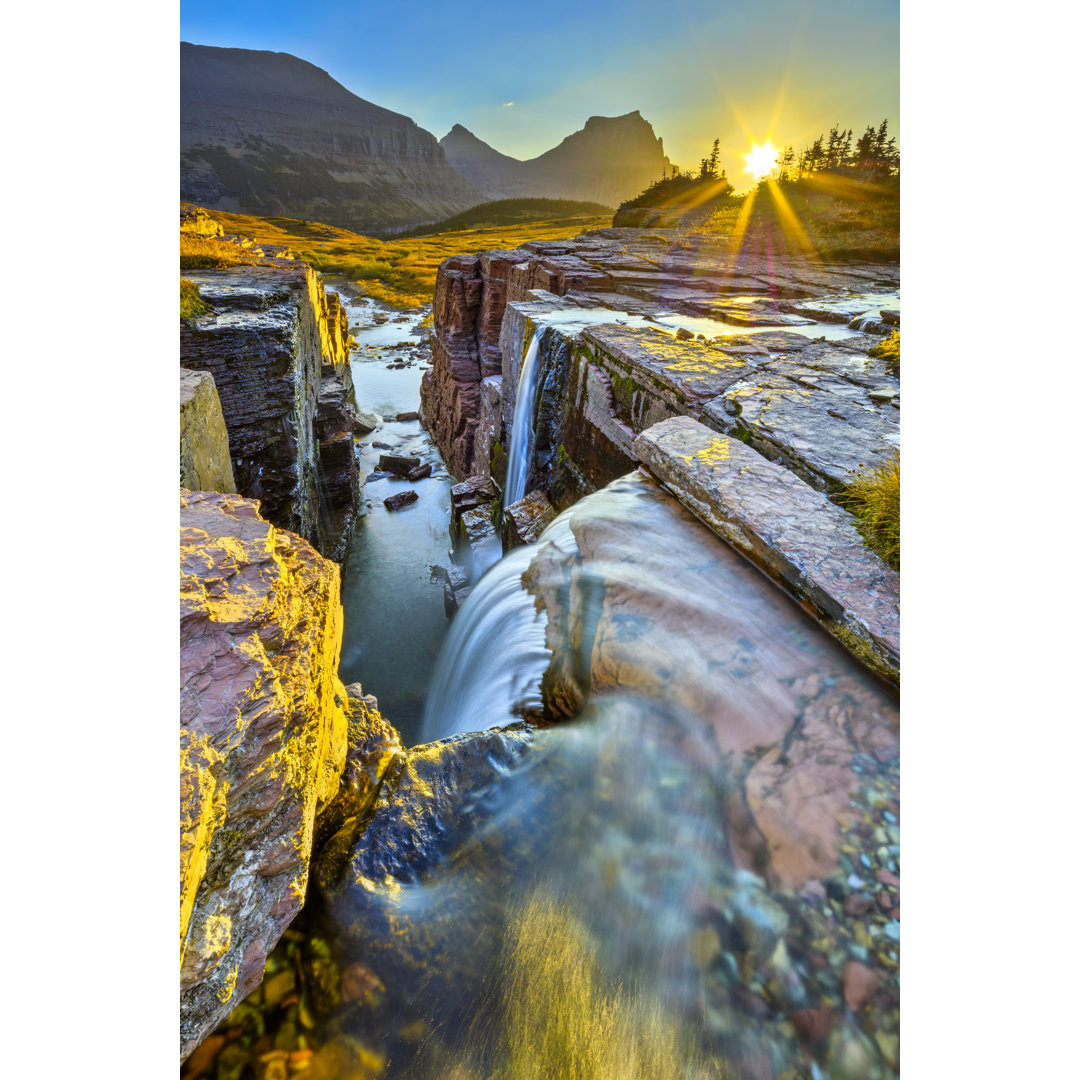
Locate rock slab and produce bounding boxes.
[634,416,899,681]
[180,370,237,495]
[180,490,349,1059]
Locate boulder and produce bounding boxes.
[502,490,557,549]
[377,454,421,476]
[180,370,236,494]
[383,490,419,511]
[180,264,361,558]
[179,490,350,1059]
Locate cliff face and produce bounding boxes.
[180,490,350,1059]
[180,263,362,561]
[181,44,484,234]
[179,370,236,494]
[439,112,670,207]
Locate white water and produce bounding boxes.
[502,333,543,506]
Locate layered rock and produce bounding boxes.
[179,370,236,494]
[635,417,899,681]
[180,263,362,559]
[181,44,483,234]
[180,490,351,1059]
[439,112,670,207]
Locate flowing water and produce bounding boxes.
[302,275,900,1079]
[502,332,543,506]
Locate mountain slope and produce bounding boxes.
[180,43,484,234]
[439,111,670,207]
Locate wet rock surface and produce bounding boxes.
[179,490,351,1060]
[635,417,899,680]
[502,489,557,549]
[179,370,236,495]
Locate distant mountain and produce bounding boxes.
[440,112,671,207]
[180,44,484,234]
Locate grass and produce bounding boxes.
[869,329,900,372]
[180,278,210,320]
[180,202,611,309]
[841,450,900,569]
[393,197,613,238]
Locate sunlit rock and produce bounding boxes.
[180,490,351,1059]
[179,370,236,494]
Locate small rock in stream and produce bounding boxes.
[383,491,419,512]
[407,463,433,481]
[378,454,421,476]
[396,411,420,422]
[371,441,393,450]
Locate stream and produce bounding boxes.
[300,274,900,1079]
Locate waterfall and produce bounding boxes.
[503,330,544,506]
[419,515,576,742]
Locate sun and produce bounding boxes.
[743,141,779,181]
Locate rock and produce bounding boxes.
[502,490,557,548]
[377,454,421,476]
[843,893,873,917]
[180,204,223,237]
[396,411,420,422]
[524,470,898,891]
[453,505,502,578]
[180,490,349,1060]
[634,416,899,681]
[355,412,381,434]
[406,463,433,482]
[792,1006,835,1046]
[180,370,237,494]
[675,326,694,340]
[371,440,393,450]
[180,264,360,557]
[450,474,500,519]
[880,309,900,325]
[383,491,419,512]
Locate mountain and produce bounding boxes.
[439,112,671,207]
[180,44,485,234]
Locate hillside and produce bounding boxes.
[440,111,670,207]
[180,43,484,234]
[393,197,612,238]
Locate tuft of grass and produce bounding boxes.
[180,278,210,320]
[869,329,900,372]
[841,450,900,569]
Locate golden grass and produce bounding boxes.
[869,329,900,371]
[461,891,724,1080]
[180,204,611,309]
[841,450,900,570]
[180,278,210,320]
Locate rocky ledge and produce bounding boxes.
[181,263,362,562]
[424,228,899,678]
[180,490,353,1059]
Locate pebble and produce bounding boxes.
[884,920,900,941]
[846,873,866,889]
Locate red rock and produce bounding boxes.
[341,960,385,1002]
[182,1034,225,1077]
[842,960,880,1012]
[876,868,900,888]
[877,890,893,912]
[180,491,350,1061]
[844,893,873,917]
[792,1005,835,1045]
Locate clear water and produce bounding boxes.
[326,283,455,744]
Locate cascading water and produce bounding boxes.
[502,330,544,506]
[314,471,900,1079]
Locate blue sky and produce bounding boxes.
[180,0,898,187]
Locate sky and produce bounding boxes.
[180,0,898,191]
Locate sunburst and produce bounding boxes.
[743,141,779,181]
